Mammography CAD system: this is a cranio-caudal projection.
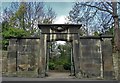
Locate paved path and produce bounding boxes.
[1,72,119,83]
[2,77,118,82]
[2,72,76,81]
[45,72,75,79]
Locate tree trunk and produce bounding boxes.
[113,16,120,51]
[113,15,120,80]
[112,1,120,80]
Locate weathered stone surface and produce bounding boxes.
[113,53,118,79]
[6,37,114,79]
[6,39,41,77]
[8,46,16,52]
[102,38,113,79]
[79,39,101,78]
[118,52,120,80]
[7,39,17,76]
[7,52,16,58]
[2,51,8,74]
[7,59,16,77]
[9,39,17,45]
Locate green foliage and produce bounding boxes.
[49,43,71,71]
[1,21,30,50]
[3,27,30,38]
[15,3,26,19]
[49,58,71,71]
[8,2,27,30]
[63,62,71,70]
[104,27,113,35]
[94,27,114,36]
[1,2,56,50]
[1,40,9,50]
[94,31,99,36]
[15,3,26,30]
[49,62,56,70]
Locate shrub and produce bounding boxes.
[49,62,56,70]
[63,62,71,70]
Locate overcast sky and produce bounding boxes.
[45,2,74,24]
[1,2,74,24]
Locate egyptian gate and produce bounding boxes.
[6,24,114,79]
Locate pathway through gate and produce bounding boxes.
[46,72,75,79]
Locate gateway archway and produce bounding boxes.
[6,24,114,79]
[38,24,81,77]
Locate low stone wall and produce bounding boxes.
[79,39,101,79]
[3,37,116,79]
[6,39,41,77]
[78,38,114,80]
[2,51,8,76]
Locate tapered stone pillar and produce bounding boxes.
[101,38,114,79]
[45,42,50,76]
[38,34,47,77]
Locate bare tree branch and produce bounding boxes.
[118,2,120,5]
[106,2,112,7]
[82,3,113,14]
[102,2,113,14]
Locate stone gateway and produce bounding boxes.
[6,24,114,79]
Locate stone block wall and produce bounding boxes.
[6,37,114,79]
[78,38,114,79]
[2,51,8,76]
[79,39,101,78]
[7,39,41,77]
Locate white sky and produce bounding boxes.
[53,16,67,45]
[57,41,66,45]
[53,16,67,24]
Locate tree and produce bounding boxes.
[42,7,56,24]
[67,2,100,36]
[49,42,72,71]
[16,2,26,30]
[80,1,120,79]
[1,21,30,50]
[68,2,120,35]
[69,0,120,79]
[1,2,56,50]
[79,1,120,50]
[67,2,88,35]
[50,42,59,58]
[2,2,56,36]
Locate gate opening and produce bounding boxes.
[45,41,75,78]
